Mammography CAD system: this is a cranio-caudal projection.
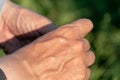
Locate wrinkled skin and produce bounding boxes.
[16,20,95,80]
[0,19,95,80]
[0,1,95,80]
[0,1,56,54]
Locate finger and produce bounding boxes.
[79,38,90,51]
[3,1,56,36]
[72,19,93,37]
[85,51,95,67]
[86,68,91,80]
[46,19,93,39]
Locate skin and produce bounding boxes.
[0,1,56,54]
[0,1,95,80]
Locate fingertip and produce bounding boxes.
[45,19,94,39]
[86,51,96,67]
[73,19,93,29]
[72,18,93,37]
[83,19,93,32]
[86,68,91,80]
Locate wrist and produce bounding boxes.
[0,55,37,80]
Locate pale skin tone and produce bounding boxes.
[0,1,95,80]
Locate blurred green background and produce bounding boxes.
[0,0,120,80]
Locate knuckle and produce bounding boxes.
[72,40,84,50]
[81,38,90,51]
[59,25,76,33]
[72,38,90,51]
[52,36,68,44]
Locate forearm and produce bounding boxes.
[0,0,18,43]
[0,55,37,80]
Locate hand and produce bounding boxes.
[0,1,56,54]
[0,19,95,80]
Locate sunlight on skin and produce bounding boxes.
[0,1,95,80]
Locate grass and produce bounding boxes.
[0,49,5,57]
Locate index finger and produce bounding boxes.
[46,19,93,39]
